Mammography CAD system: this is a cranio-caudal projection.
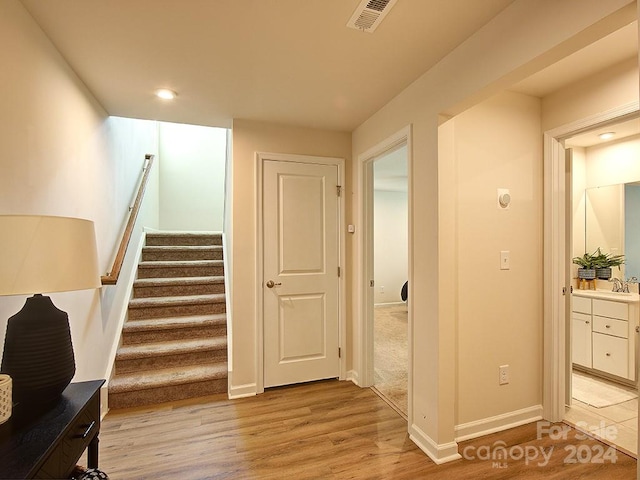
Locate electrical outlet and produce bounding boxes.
[499,365,509,385]
[380,286,385,294]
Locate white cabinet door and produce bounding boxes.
[592,332,628,378]
[572,314,592,368]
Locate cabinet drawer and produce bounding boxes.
[593,299,628,320]
[573,296,592,314]
[35,393,99,479]
[572,312,591,324]
[592,316,628,338]
[592,332,628,378]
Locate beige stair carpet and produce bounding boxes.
[109,232,228,409]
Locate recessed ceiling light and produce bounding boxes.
[598,132,615,140]
[155,89,177,100]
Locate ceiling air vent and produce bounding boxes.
[347,0,398,33]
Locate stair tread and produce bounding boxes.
[129,293,225,308]
[117,337,227,358]
[139,259,223,267]
[146,232,222,237]
[124,313,226,332]
[109,363,227,393]
[143,245,222,251]
[134,276,224,286]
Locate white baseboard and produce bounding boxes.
[455,405,543,442]
[410,424,461,464]
[346,369,360,386]
[228,382,257,399]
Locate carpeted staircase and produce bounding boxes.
[108,232,228,409]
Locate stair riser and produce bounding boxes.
[145,236,222,247]
[128,302,226,320]
[122,325,227,345]
[115,351,227,374]
[133,283,225,298]
[142,250,223,261]
[108,377,228,409]
[137,265,224,278]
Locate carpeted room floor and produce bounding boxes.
[373,304,408,416]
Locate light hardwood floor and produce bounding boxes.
[97,380,636,479]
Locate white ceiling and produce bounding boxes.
[20,0,515,131]
[18,1,639,133]
[565,116,640,148]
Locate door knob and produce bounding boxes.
[266,280,281,288]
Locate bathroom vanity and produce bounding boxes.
[572,290,639,383]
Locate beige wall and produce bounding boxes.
[452,91,543,425]
[585,134,640,187]
[542,54,638,280]
[0,1,159,383]
[229,119,351,393]
[352,0,635,457]
[374,190,408,304]
[543,57,638,132]
[158,122,227,231]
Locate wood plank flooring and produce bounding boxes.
[97,379,636,479]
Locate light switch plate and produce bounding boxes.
[500,251,510,270]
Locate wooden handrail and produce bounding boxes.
[101,154,155,285]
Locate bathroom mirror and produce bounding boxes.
[585,182,640,280]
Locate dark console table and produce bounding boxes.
[0,379,105,479]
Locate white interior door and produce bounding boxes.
[263,159,340,388]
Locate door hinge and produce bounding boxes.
[338,266,341,277]
[339,347,341,358]
[337,185,342,197]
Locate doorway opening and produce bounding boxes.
[545,104,640,457]
[358,126,412,421]
[371,144,409,417]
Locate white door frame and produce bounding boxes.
[255,152,346,394]
[543,102,638,422]
[356,126,413,418]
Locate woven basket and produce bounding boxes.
[0,374,12,425]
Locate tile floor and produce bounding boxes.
[564,372,638,457]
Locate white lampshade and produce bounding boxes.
[0,215,100,295]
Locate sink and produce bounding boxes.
[573,290,639,303]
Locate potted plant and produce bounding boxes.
[592,247,624,280]
[572,251,597,280]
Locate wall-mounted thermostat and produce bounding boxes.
[497,188,511,209]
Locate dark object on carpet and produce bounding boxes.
[401,281,408,302]
[70,466,110,480]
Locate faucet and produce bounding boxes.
[622,277,638,293]
[610,277,623,292]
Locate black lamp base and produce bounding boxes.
[1,294,76,406]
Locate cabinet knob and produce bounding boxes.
[605,325,611,329]
[606,353,611,357]
[586,321,590,324]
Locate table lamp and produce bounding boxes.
[0,215,100,407]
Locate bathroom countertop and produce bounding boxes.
[573,289,639,303]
